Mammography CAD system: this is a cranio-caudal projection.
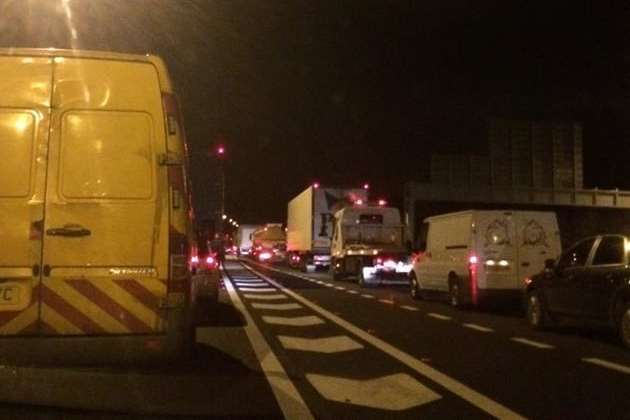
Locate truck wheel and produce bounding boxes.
[448,276,462,308]
[526,290,551,330]
[410,273,422,300]
[619,303,630,350]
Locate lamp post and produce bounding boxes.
[214,144,226,235]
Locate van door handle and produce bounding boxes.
[46,224,91,237]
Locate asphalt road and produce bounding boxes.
[221,258,630,420]
[0,260,627,419]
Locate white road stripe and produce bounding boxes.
[427,313,451,321]
[278,335,364,353]
[347,290,359,295]
[400,305,420,311]
[307,373,441,410]
[335,286,346,291]
[239,287,277,292]
[242,293,288,300]
[378,299,394,304]
[511,337,555,349]
[462,323,494,333]
[582,358,630,375]
[251,302,302,311]
[235,283,269,288]
[222,273,314,420]
[244,264,526,420]
[262,315,325,327]
[324,283,334,288]
[361,294,375,299]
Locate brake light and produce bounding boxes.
[191,256,199,264]
[206,256,215,265]
[259,252,272,261]
[355,199,364,205]
[468,254,478,305]
[378,199,387,206]
[376,257,383,265]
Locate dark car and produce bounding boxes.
[525,235,630,349]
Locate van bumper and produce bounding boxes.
[0,308,192,366]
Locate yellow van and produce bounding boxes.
[0,49,194,362]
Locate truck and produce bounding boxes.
[235,224,260,256]
[287,185,368,272]
[330,203,412,286]
[251,224,286,263]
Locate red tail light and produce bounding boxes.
[206,256,215,265]
[191,256,199,264]
[468,254,478,305]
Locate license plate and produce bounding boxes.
[0,286,19,305]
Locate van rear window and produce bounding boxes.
[0,111,34,197]
[60,111,153,199]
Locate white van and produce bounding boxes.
[410,210,561,306]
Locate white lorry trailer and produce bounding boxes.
[330,203,412,286]
[287,185,367,272]
[235,224,260,256]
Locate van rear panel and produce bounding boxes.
[0,52,179,340]
[474,211,560,291]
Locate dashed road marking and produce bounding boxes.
[242,293,288,300]
[262,315,325,327]
[335,286,346,291]
[582,358,630,375]
[306,373,441,411]
[245,264,526,420]
[378,299,394,304]
[251,302,302,311]
[235,282,269,287]
[462,323,494,333]
[400,305,420,311]
[511,337,554,349]
[278,335,364,353]
[324,283,334,288]
[347,290,359,295]
[361,294,375,299]
[239,287,278,292]
[222,273,314,420]
[427,313,451,321]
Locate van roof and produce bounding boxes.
[0,48,173,92]
[423,209,556,223]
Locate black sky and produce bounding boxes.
[1,0,629,224]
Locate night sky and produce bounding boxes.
[1,0,628,224]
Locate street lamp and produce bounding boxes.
[213,143,226,235]
[222,214,227,220]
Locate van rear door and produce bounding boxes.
[0,56,52,335]
[515,212,561,288]
[475,211,517,290]
[39,57,168,335]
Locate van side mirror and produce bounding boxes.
[544,258,555,270]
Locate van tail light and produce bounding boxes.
[206,255,215,266]
[468,254,478,305]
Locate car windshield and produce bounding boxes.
[1,2,628,419]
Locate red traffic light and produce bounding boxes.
[216,145,226,156]
[313,182,320,189]
[363,183,370,190]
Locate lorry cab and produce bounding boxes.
[0,49,194,362]
[411,210,561,307]
[331,204,411,286]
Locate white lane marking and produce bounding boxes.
[324,283,334,288]
[278,335,364,353]
[582,358,630,375]
[262,315,325,327]
[378,299,394,304]
[335,286,346,291]
[222,273,314,420]
[307,373,440,411]
[400,305,420,311]
[239,287,277,292]
[361,294,374,299]
[233,279,265,283]
[235,283,269,288]
[427,313,451,321]
[242,293,288,300]
[462,323,494,333]
[244,264,526,420]
[251,302,302,311]
[347,290,359,295]
[511,337,555,349]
